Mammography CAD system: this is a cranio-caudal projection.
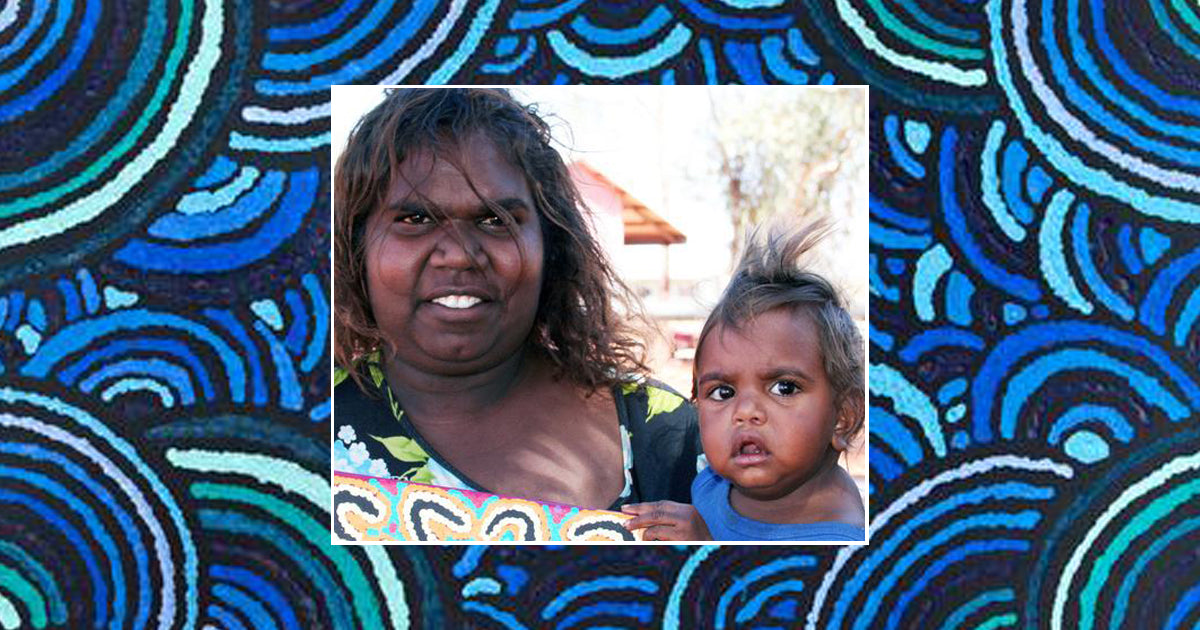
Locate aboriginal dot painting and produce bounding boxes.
[0,1,1197,629]
[333,474,642,542]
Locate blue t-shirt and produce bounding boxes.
[691,467,866,542]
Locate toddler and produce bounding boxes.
[624,221,865,541]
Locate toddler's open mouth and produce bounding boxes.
[731,435,770,466]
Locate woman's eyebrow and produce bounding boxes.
[393,199,434,214]
[389,197,530,216]
[489,197,532,214]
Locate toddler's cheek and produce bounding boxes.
[698,433,728,471]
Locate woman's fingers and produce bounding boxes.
[621,502,709,541]
[621,501,683,530]
[641,524,684,541]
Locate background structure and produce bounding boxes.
[0,1,1197,628]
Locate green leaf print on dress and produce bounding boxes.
[644,385,684,423]
[370,434,430,463]
[370,434,439,483]
[407,465,436,484]
[369,362,386,388]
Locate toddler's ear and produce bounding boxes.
[830,403,855,452]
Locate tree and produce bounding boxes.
[708,89,866,272]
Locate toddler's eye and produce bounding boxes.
[706,385,735,401]
[769,380,799,396]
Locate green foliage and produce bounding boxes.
[370,434,429,463]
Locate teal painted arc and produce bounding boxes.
[176,166,260,215]
[1047,404,1134,444]
[914,244,953,321]
[1111,514,1200,630]
[0,542,67,625]
[990,0,1200,222]
[1000,348,1191,441]
[1039,190,1093,314]
[20,309,247,404]
[546,24,693,79]
[427,0,503,83]
[0,0,223,253]
[662,546,717,630]
[1067,453,1200,630]
[0,387,199,630]
[833,0,988,86]
[939,589,1015,630]
[869,363,946,457]
[982,120,1028,242]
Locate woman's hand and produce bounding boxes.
[620,501,712,541]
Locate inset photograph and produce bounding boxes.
[331,86,867,543]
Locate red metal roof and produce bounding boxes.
[571,161,686,245]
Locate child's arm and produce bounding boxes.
[620,501,712,541]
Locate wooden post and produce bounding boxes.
[662,244,670,295]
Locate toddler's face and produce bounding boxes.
[695,307,840,500]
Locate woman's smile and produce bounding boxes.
[430,295,483,309]
[421,296,497,324]
[421,286,497,321]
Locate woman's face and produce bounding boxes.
[364,133,544,375]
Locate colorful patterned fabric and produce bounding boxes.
[334,362,703,509]
[334,473,644,542]
[2,1,1197,628]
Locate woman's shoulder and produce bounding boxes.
[334,362,406,437]
[334,365,376,408]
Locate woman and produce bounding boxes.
[333,89,700,510]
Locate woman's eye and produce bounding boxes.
[397,212,432,225]
[478,213,505,228]
[706,385,735,401]
[769,380,799,396]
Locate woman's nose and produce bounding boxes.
[431,226,483,269]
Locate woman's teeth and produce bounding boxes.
[432,295,482,309]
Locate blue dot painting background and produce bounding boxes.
[1,0,1198,628]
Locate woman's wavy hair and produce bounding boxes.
[692,218,866,448]
[335,88,650,394]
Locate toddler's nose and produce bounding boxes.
[732,395,767,425]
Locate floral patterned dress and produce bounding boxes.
[333,361,703,509]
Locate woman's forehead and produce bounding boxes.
[382,139,531,211]
[396,132,514,175]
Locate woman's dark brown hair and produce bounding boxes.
[334,88,649,394]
